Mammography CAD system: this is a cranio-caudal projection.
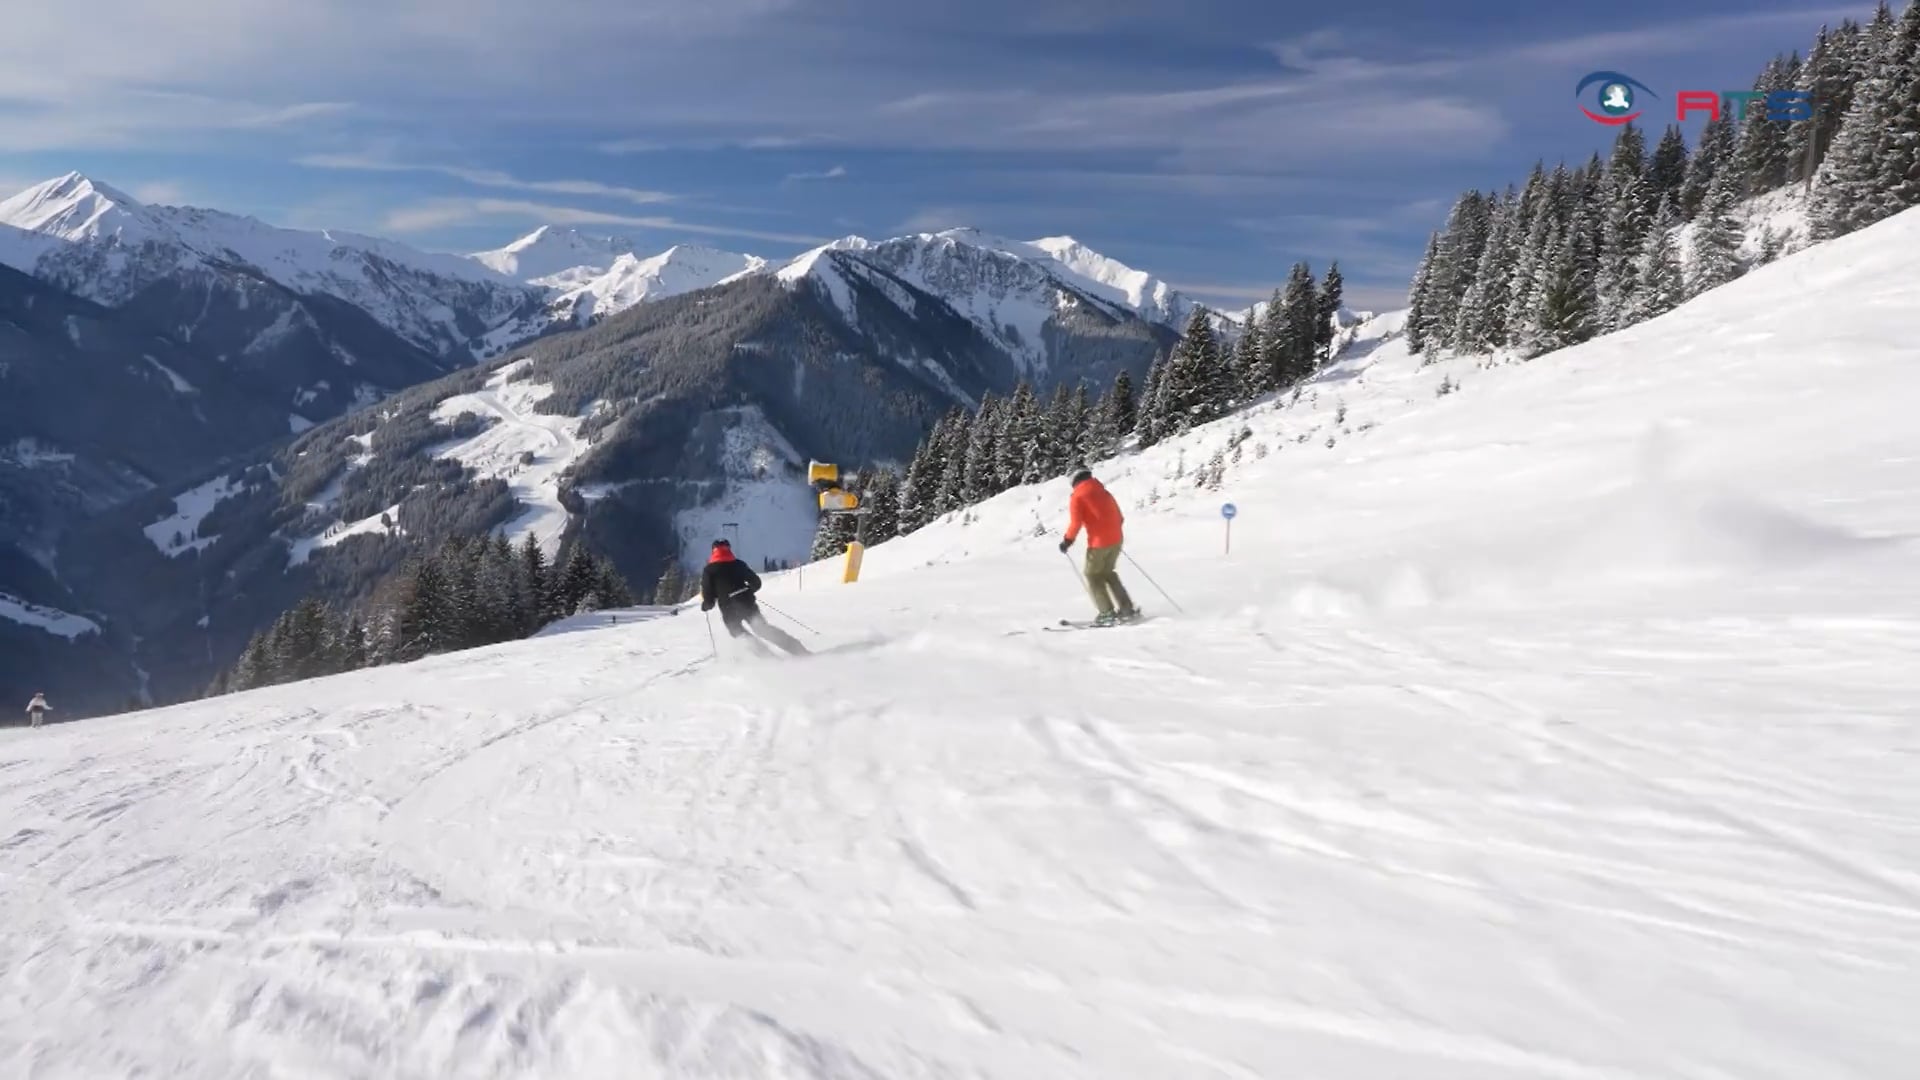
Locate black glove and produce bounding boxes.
[1058,538,1073,553]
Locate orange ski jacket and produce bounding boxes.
[1065,477,1125,548]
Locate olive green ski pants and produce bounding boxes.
[1084,544,1135,617]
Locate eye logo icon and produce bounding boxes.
[1576,71,1654,125]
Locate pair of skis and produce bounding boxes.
[1044,611,1153,632]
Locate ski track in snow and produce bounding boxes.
[6,208,1920,1077]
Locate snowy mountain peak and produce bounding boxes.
[471,226,643,282]
[0,172,154,244]
[0,173,541,359]
[545,242,768,325]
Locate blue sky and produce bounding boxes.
[0,0,1863,311]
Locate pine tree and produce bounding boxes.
[1825,0,1920,233]
[1229,317,1266,403]
[1315,262,1344,362]
[1648,125,1690,210]
[1065,382,1094,470]
[901,412,954,530]
[1688,171,1748,296]
[1626,196,1686,323]
[1163,309,1225,433]
[519,533,550,630]
[1454,187,1517,352]
[1037,383,1072,475]
[1681,113,1736,219]
[654,560,687,606]
[393,557,453,661]
[1425,192,1494,352]
[934,407,972,514]
[1533,224,1595,354]
[1598,170,1654,331]
[997,382,1039,490]
[1108,368,1137,437]
[1273,262,1319,384]
[1791,24,1856,180]
[1406,235,1441,355]
[863,469,901,543]
[1502,181,1556,356]
[1134,353,1168,449]
[1735,54,1800,195]
[556,547,600,616]
[809,509,859,562]
[1083,380,1121,462]
[961,392,1001,504]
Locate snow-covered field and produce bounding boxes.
[431,360,589,558]
[4,207,1920,1078]
[0,592,100,640]
[141,474,253,558]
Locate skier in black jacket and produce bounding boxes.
[700,539,807,655]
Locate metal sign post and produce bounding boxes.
[1221,502,1237,555]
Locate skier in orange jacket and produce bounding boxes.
[1059,467,1139,625]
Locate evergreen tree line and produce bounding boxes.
[875,260,1342,541]
[216,533,633,694]
[1408,2,1920,361]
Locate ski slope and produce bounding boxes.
[431,360,588,558]
[5,208,1920,1078]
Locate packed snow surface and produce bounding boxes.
[431,359,587,558]
[6,208,1920,1078]
[0,592,99,640]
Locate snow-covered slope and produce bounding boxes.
[1020,234,1193,326]
[470,226,643,283]
[430,359,590,558]
[548,245,767,325]
[0,173,540,359]
[5,202,1920,1076]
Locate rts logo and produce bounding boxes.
[1575,71,1653,126]
[1576,71,1814,124]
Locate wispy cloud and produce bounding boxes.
[890,207,974,234]
[298,153,676,205]
[1496,6,1860,67]
[380,197,830,246]
[130,180,191,205]
[783,164,848,183]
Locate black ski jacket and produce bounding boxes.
[701,556,761,612]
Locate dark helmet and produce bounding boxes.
[1070,467,1093,486]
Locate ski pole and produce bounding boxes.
[1122,551,1185,614]
[1058,547,1085,588]
[755,599,821,637]
[704,609,718,658]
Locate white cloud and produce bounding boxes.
[889,208,974,234]
[130,181,192,205]
[380,197,830,246]
[783,165,848,183]
[298,154,676,205]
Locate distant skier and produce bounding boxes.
[24,692,50,728]
[700,539,808,656]
[1059,467,1140,626]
